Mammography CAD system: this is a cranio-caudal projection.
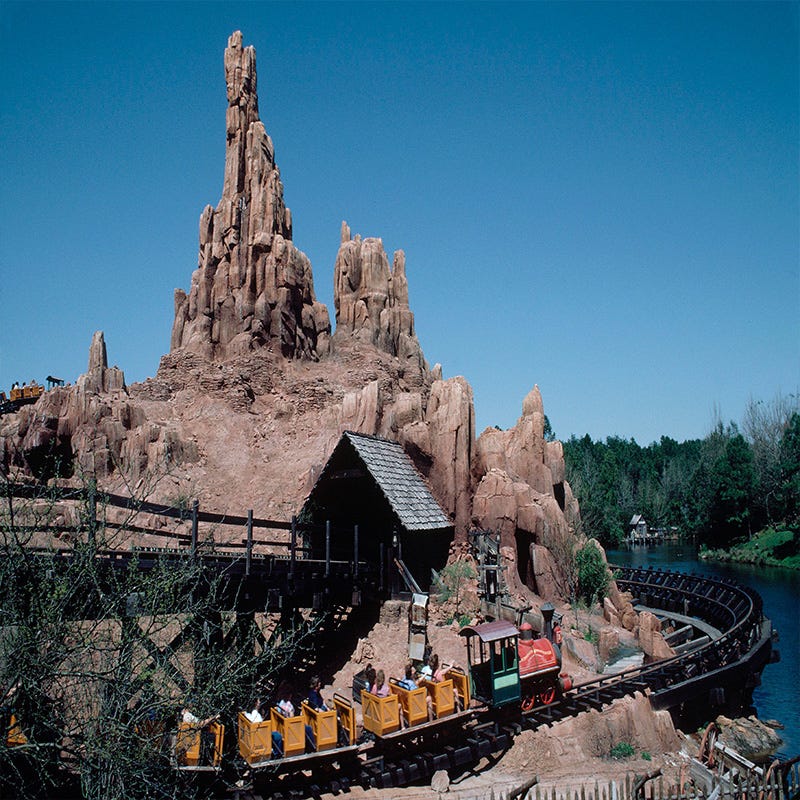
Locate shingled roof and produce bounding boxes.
[319,431,452,532]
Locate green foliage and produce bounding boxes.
[701,525,800,569]
[543,414,556,442]
[641,750,652,761]
[563,395,800,551]
[610,741,635,759]
[434,560,476,616]
[575,542,609,604]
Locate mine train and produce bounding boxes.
[5,619,572,786]
[0,377,62,415]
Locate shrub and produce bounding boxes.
[610,742,635,759]
[576,541,609,604]
[435,560,476,615]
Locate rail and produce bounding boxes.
[522,565,771,729]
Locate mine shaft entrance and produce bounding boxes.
[515,528,536,591]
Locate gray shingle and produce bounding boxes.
[343,432,451,531]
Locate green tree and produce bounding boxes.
[707,432,757,546]
[575,541,609,605]
[778,412,800,522]
[435,560,477,617]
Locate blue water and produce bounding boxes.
[607,544,799,759]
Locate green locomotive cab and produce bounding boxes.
[459,620,521,708]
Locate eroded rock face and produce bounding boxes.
[78,331,126,395]
[1,333,197,483]
[470,387,579,600]
[171,31,330,362]
[333,222,427,383]
[414,377,475,534]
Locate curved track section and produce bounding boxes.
[523,566,771,728]
[348,567,773,796]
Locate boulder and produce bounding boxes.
[716,715,783,762]
[431,769,450,793]
[638,610,675,663]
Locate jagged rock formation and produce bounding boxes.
[171,31,330,362]
[2,30,584,608]
[78,331,126,394]
[470,387,580,600]
[0,333,197,483]
[333,221,427,383]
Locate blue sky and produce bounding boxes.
[1,1,797,445]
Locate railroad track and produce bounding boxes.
[260,566,774,798]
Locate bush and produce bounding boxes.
[435,560,476,615]
[610,742,635,759]
[576,541,609,604]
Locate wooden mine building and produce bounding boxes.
[301,431,452,593]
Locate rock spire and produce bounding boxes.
[78,331,126,394]
[171,31,330,362]
[333,221,427,381]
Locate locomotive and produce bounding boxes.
[461,619,572,712]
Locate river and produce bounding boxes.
[607,543,799,759]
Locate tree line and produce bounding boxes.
[561,395,800,549]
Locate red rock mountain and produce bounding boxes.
[1,31,586,605]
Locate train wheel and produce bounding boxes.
[521,695,535,712]
[539,685,556,705]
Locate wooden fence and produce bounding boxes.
[462,759,800,800]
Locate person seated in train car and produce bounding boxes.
[270,690,295,758]
[397,661,428,726]
[276,693,295,718]
[307,676,328,711]
[427,653,462,710]
[180,704,219,765]
[243,698,263,724]
[271,729,284,758]
[364,663,376,694]
[371,669,389,697]
[398,661,418,691]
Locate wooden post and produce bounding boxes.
[246,509,253,576]
[87,484,97,547]
[353,524,359,579]
[290,516,297,582]
[191,499,199,558]
[379,542,385,593]
[325,520,331,578]
[394,526,402,562]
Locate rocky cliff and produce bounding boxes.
[2,31,586,609]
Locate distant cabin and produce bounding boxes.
[300,431,453,593]
[629,514,648,540]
